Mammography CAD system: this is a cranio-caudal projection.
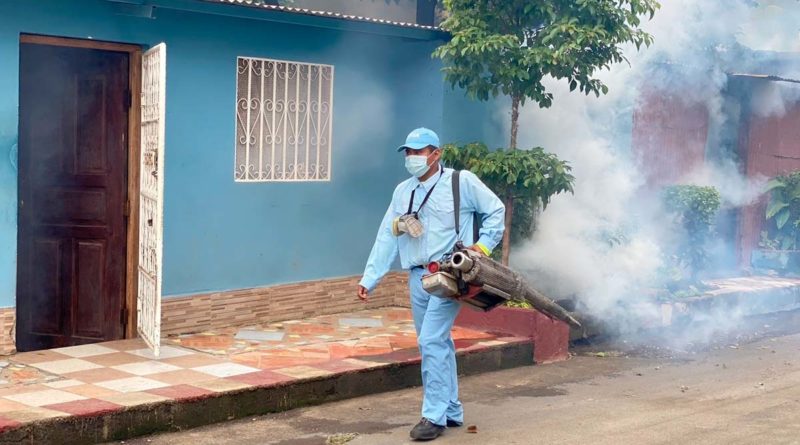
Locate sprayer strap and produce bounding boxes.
[453,170,461,235]
[452,170,481,244]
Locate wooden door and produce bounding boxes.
[17,43,130,351]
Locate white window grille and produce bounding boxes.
[235,57,334,182]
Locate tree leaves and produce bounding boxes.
[763,171,800,251]
[776,208,791,230]
[766,201,789,220]
[662,185,722,282]
[433,0,657,258]
[663,185,721,227]
[765,178,786,192]
[433,0,659,108]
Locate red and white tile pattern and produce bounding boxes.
[0,307,523,430]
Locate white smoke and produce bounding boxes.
[679,159,769,207]
[507,0,800,339]
[751,81,800,118]
[739,0,800,53]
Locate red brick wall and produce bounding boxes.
[0,273,411,353]
[0,308,15,355]
[162,272,410,335]
[0,272,409,355]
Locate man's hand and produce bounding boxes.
[357,285,370,302]
[467,244,485,255]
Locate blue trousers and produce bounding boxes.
[409,267,463,426]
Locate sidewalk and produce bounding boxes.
[659,276,800,327]
[0,307,534,444]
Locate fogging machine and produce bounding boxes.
[422,245,581,328]
[419,169,581,328]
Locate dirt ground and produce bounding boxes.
[118,310,800,445]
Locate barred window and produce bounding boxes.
[235,57,334,182]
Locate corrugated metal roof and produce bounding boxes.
[207,0,441,31]
[727,73,800,85]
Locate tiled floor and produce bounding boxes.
[704,276,800,295]
[0,307,522,429]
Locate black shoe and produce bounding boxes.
[410,418,446,441]
[446,419,463,427]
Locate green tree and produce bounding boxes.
[433,0,658,264]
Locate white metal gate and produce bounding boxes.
[138,43,166,356]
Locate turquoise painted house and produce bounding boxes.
[0,0,502,352]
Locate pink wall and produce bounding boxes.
[631,92,710,188]
[739,102,800,265]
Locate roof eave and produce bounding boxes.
[142,0,448,41]
[727,73,800,85]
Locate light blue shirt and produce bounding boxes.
[359,166,506,291]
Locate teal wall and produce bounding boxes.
[0,0,499,307]
[442,88,508,149]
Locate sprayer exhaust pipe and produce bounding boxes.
[450,252,474,272]
[457,250,582,329]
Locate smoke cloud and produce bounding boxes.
[507,0,800,342]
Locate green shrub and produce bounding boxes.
[662,185,722,282]
[762,171,800,250]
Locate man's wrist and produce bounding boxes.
[474,242,490,256]
[359,277,375,291]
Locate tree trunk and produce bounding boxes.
[502,95,521,266]
[501,193,514,266]
[510,95,520,150]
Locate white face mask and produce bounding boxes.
[405,154,432,177]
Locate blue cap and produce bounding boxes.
[397,127,440,152]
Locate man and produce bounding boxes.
[357,128,505,441]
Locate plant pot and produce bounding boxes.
[455,305,569,363]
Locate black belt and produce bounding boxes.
[410,265,424,270]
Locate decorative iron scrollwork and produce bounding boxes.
[235,57,334,182]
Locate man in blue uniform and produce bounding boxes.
[357,128,505,441]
